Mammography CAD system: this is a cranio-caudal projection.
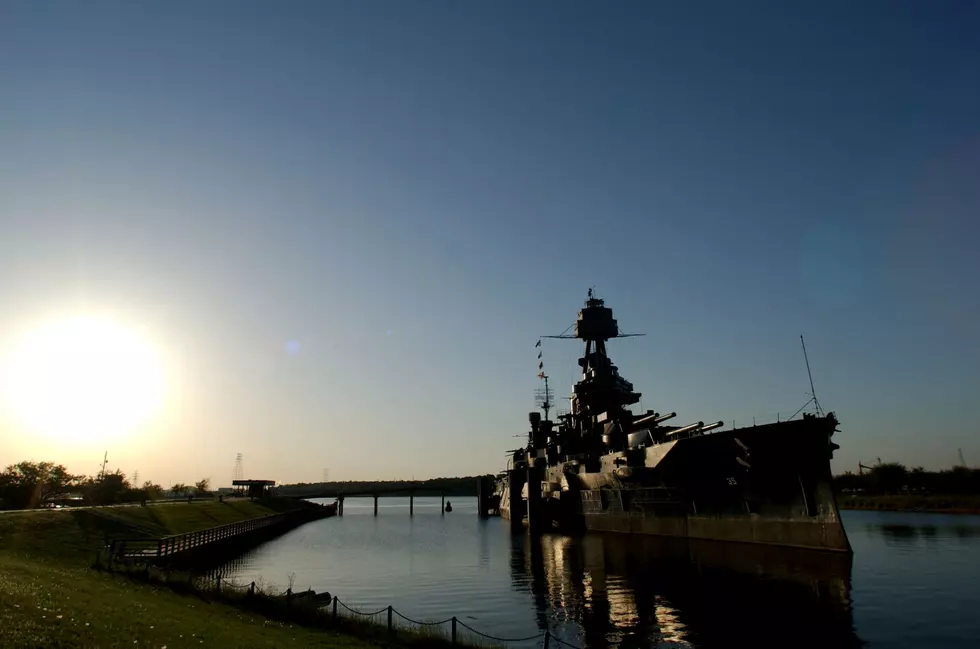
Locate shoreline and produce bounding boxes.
[0,499,384,648]
[838,494,980,515]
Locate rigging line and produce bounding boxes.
[787,397,815,422]
[542,321,576,339]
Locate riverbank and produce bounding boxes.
[838,494,980,514]
[0,498,382,648]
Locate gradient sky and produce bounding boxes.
[1,1,978,486]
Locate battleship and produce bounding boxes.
[492,291,850,552]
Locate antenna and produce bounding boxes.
[788,335,824,420]
[534,339,553,419]
[958,448,967,468]
[535,376,554,420]
[99,452,108,482]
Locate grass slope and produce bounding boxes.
[0,500,380,648]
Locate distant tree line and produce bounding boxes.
[834,463,980,495]
[0,460,213,510]
[279,476,486,498]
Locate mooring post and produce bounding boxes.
[451,616,457,644]
[374,495,378,516]
[332,597,338,618]
[387,605,393,631]
[543,631,551,648]
[338,495,344,516]
[441,492,445,515]
[409,493,414,516]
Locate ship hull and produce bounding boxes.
[498,415,850,552]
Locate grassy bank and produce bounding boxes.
[0,499,381,648]
[838,494,980,514]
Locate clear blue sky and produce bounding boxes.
[1,1,978,483]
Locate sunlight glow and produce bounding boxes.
[0,315,164,445]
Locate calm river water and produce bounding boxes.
[220,498,980,648]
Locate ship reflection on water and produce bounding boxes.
[510,532,863,648]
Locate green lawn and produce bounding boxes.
[0,501,382,648]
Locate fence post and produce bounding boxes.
[451,616,457,644]
[387,606,393,632]
[544,631,551,649]
[333,597,338,618]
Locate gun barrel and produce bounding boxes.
[653,411,677,424]
[699,421,725,434]
[633,411,676,427]
[665,421,704,437]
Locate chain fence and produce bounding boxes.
[331,596,582,648]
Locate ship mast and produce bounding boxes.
[801,334,824,416]
[789,334,825,419]
[544,289,643,451]
[534,339,553,420]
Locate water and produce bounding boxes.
[220,498,980,648]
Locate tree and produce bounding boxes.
[194,478,211,495]
[82,469,132,505]
[0,461,82,509]
[141,481,163,501]
[170,483,189,498]
[868,463,908,494]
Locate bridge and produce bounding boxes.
[322,487,455,516]
[336,487,455,516]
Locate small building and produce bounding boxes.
[232,479,276,499]
[215,487,235,495]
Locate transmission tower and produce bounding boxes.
[132,470,139,486]
[322,468,329,484]
[233,453,244,482]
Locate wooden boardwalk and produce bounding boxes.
[109,503,337,563]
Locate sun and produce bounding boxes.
[0,315,164,445]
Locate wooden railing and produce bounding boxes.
[110,512,291,561]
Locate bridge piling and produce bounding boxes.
[441,492,445,515]
[373,495,378,516]
[410,493,414,516]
